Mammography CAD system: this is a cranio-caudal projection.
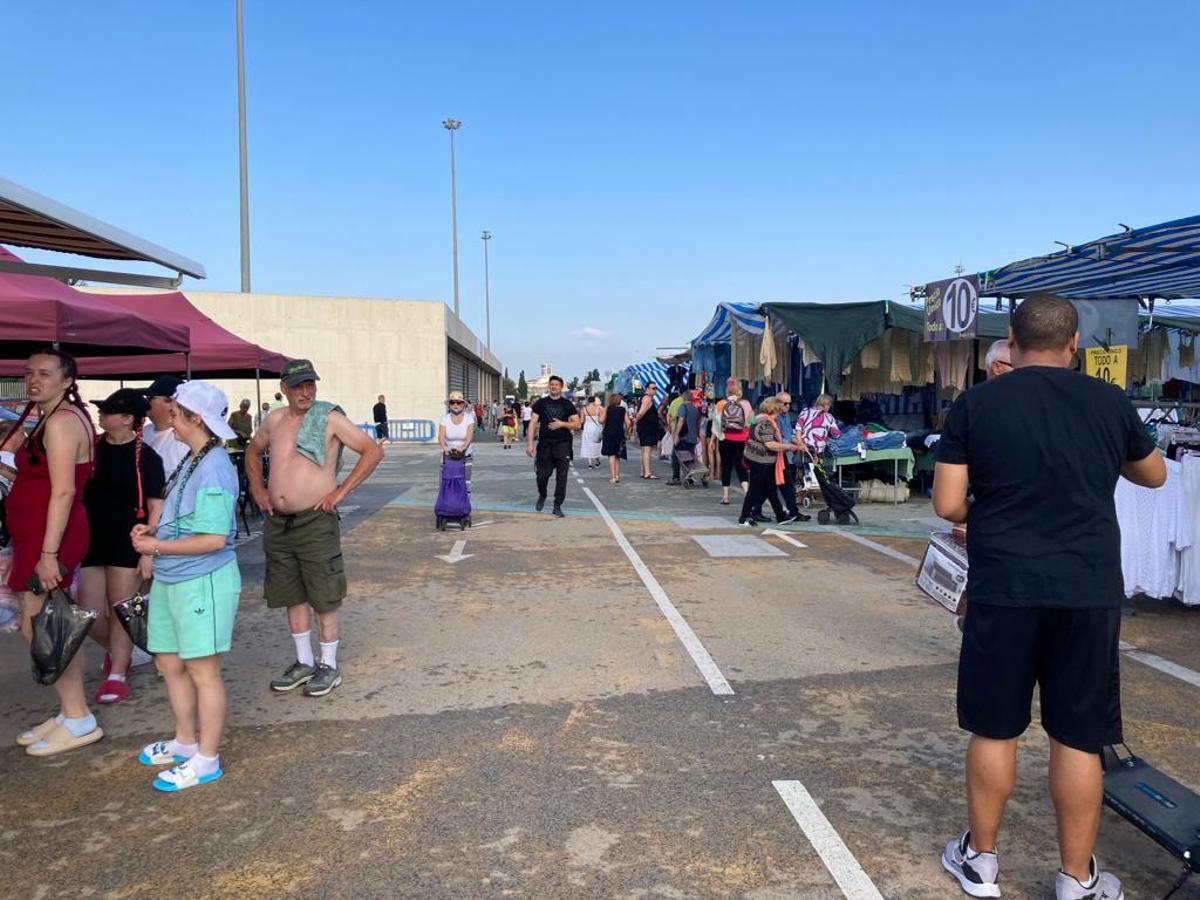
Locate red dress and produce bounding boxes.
[5,419,95,593]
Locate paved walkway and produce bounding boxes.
[0,441,1196,898]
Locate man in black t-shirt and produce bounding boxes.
[372,395,388,445]
[934,296,1164,900]
[526,375,580,516]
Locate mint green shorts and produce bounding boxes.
[147,560,241,660]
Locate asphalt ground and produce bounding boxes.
[0,435,1197,899]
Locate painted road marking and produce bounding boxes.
[834,530,921,567]
[1119,641,1200,688]
[435,540,473,564]
[773,780,884,900]
[692,534,787,558]
[672,515,739,530]
[580,484,734,696]
[763,528,808,549]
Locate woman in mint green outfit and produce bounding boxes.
[130,381,240,792]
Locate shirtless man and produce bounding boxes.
[245,359,383,697]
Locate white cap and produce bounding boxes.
[172,381,236,441]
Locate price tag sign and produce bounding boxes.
[1084,345,1128,388]
[923,275,979,342]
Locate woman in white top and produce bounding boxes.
[579,395,604,469]
[438,390,476,491]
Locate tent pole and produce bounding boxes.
[255,367,262,419]
[186,352,192,379]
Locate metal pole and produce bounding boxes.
[443,118,462,317]
[236,0,251,292]
[481,230,492,349]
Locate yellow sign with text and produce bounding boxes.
[1084,345,1128,388]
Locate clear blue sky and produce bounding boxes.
[4,1,1198,381]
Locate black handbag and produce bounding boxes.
[114,581,152,654]
[28,573,97,685]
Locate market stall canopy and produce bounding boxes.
[0,176,205,289]
[1142,302,1200,332]
[0,247,190,359]
[689,302,764,346]
[980,215,1200,300]
[61,291,290,379]
[613,360,688,398]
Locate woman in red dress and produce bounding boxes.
[3,349,102,756]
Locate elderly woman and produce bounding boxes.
[131,380,241,791]
[738,396,800,527]
[6,349,102,757]
[438,390,476,489]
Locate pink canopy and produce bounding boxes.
[56,291,290,379]
[0,246,190,360]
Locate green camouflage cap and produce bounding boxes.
[281,358,320,387]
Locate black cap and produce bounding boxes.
[93,388,149,418]
[144,375,184,399]
[281,358,320,388]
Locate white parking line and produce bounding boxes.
[834,530,921,567]
[580,484,734,696]
[773,780,883,899]
[1119,642,1200,688]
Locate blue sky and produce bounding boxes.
[4,1,1198,381]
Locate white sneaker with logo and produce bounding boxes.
[941,831,1001,898]
[1055,857,1124,900]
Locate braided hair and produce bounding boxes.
[10,348,90,465]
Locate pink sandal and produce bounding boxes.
[96,676,131,704]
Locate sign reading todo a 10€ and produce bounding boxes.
[1084,345,1128,388]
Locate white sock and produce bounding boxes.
[320,640,339,668]
[189,752,220,777]
[62,714,97,738]
[107,672,127,683]
[166,739,198,759]
[292,630,314,667]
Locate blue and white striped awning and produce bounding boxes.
[982,215,1200,299]
[690,302,764,346]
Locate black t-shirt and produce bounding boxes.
[373,402,387,424]
[532,396,577,444]
[937,366,1155,609]
[83,438,166,533]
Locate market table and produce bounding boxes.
[830,446,916,505]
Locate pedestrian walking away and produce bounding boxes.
[520,401,533,439]
[130,380,242,792]
[580,395,604,469]
[934,296,1165,900]
[246,359,384,698]
[527,375,580,517]
[79,388,165,705]
[600,392,629,484]
[715,380,752,505]
[372,394,389,445]
[5,349,102,758]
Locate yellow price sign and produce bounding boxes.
[1084,345,1128,388]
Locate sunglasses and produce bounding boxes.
[449,400,465,406]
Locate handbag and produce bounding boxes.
[28,571,97,685]
[114,580,152,653]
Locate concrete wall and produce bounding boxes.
[82,291,487,428]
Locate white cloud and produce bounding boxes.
[570,326,611,340]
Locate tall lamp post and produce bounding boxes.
[481,230,492,349]
[442,118,462,317]
[236,0,251,292]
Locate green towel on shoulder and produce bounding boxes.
[296,401,344,468]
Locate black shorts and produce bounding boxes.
[957,604,1122,753]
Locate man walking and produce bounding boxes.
[526,375,579,517]
[246,360,384,697]
[934,296,1164,900]
[372,394,389,445]
[521,401,533,439]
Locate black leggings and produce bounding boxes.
[740,459,785,522]
[719,439,748,487]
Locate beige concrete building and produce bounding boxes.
[82,290,501,431]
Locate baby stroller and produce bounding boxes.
[434,455,472,531]
[812,457,859,525]
[676,443,709,488]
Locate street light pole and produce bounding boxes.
[236,0,251,292]
[481,230,492,349]
[442,118,462,317]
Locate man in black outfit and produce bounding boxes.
[526,375,580,517]
[372,394,388,445]
[934,295,1165,900]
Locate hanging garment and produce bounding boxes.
[919,341,936,384]
[859,338,881,370]
[1174,454,1200,606]
[935,342,971,398]
[882,329,914,384]
[1162,331,1200,383]
[1180,334,1196,369]
[1140,327,1170,384]
[1114,458,1192,599]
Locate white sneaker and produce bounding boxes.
[941,831,1001,897]
[1055,857,1123,900]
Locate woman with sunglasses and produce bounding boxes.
[4,349,102,757]
[438,391,476,489]
[633,382,665,479]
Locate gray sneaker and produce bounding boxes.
[941,831,1000,898]
[270,661,316,692]
[302,663,343,697]
[1055,857,1123,900]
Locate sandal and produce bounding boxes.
[26,723,104,757]
[645,474,659,480]
[16,716,59,747]
[153,761,224,793]
[720,498,730,505]
[96,678,131,704]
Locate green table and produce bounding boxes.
[830,447,916,504]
